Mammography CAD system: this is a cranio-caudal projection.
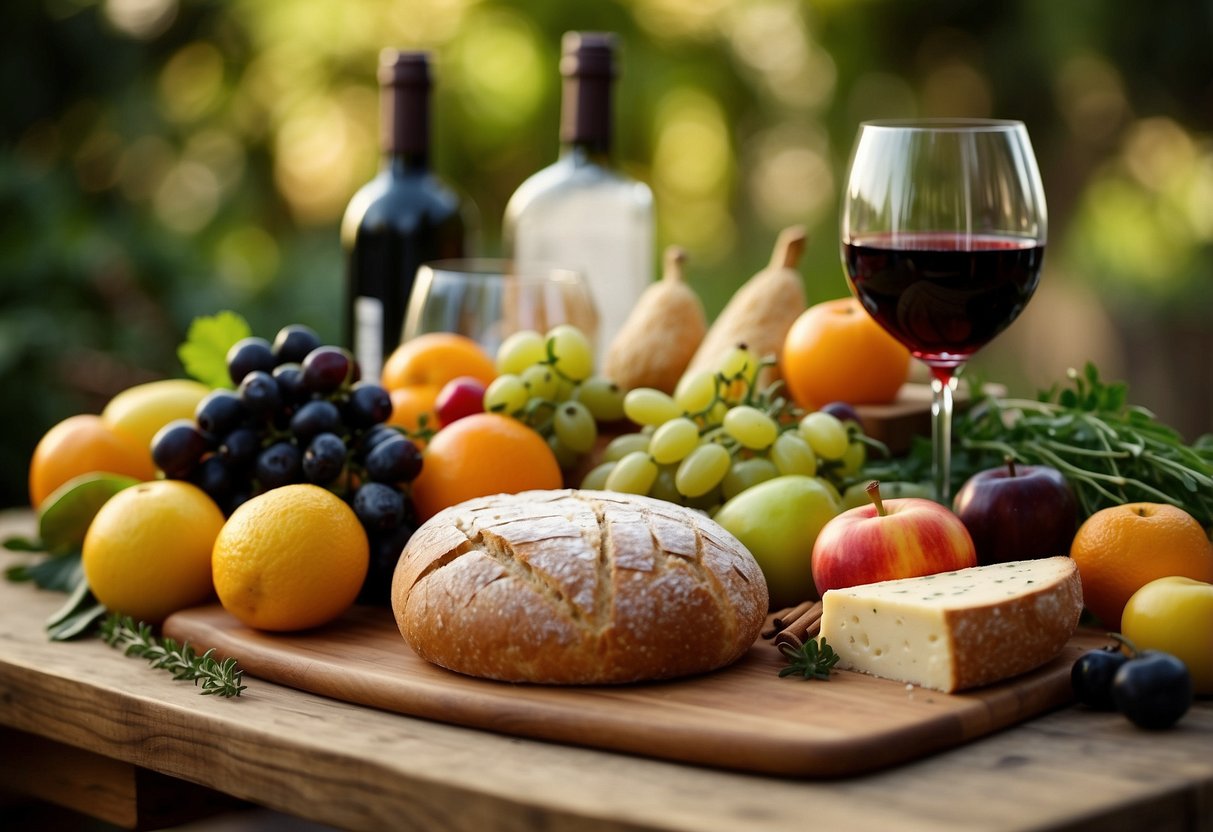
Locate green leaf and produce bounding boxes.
[38,472,139,553]
[47,575,93,627]
[177,310,251,389]
[7,551,83,592]
[48,604,107,641]
[3,536,44,553]
[46,579,106,641]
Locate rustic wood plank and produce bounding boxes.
[1,509,1211,832]
[0,727,244,829]
[0,727,145,827]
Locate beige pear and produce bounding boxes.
[683,226,808,390]
[604,246,707,393]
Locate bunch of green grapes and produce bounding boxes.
[581,345,873,514]
[482,324,626,468]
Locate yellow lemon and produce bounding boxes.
[212,485,369,632]
[102,379,212,467]
[82,480,225,623]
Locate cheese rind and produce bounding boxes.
[819,557,1083,693]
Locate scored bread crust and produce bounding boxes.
[391,489,769,684]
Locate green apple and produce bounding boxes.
[713,475,840,608]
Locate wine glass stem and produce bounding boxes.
[930,369,959,504]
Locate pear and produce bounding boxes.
[683,225,808,390]
[604,246,707,394]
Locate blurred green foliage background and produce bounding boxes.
[3,0,1212,507]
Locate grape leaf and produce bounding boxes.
[177,311,251,389]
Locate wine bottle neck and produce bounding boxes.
[559,75,612,155]
[379,50,431,166]
[558,32,616,156]
[382,152,429,174]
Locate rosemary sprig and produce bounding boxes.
[954,363,1213,528]
[99,614,247,698]
[778,637,841,680]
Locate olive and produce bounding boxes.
[1071,646,1129,710]
[1111,652,1193,730]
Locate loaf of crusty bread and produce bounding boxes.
[391,489,769,684]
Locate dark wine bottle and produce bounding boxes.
[341,49,472,381]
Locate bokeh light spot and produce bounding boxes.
[1055,54,1128,143]
[104,0,177,39]
[453,11,544,133]
[746,124,834,228]
[274,95,360,224]
[217,226,280,295]
[159,42,226,124]
[153,160,221,233]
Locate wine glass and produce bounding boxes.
[402,259,599,357]
[840,119,1047,502]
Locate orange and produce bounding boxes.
[82,480,225,624]
[212,484,369,632]
[386,384,441,442]
[381,332,496,392]
[411,413,562,521]
[29,414,157,509]
[780,297,911,410]
[1069,503,1213,631]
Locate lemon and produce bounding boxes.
[102,379,212,460]
[82,480,225,623]
[212,485,368,632]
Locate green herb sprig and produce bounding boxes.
[778,637,841,681]
[954,363,1213,528]
[100,614,247,698]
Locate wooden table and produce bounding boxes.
[1,509,1211,832]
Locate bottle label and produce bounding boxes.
[354,296,384,381]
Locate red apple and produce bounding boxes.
[435,376,487,427]
[811,481,977,593]
[952,458,1078,565]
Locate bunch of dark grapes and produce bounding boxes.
[150,324,421,603]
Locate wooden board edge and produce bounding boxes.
[164,609,1103,779]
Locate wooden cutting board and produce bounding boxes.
[855,380,1003,455]
[164,605,1106,778]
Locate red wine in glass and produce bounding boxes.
[843,232,1045,369]
[841,120,1047,503]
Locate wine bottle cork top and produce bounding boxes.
[379,49,431,87]
[560,32,617,78]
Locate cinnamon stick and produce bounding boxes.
[772,601,824,651]
[761,600,816,640]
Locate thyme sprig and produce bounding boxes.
[100,614,247,698]
[778,637,841,681]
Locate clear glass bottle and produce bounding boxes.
[341,49,472,382]
[503,32,654,355]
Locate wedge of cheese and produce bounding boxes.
[819,557,1083,693]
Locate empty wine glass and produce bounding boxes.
[840,119,1048,501]
[402,259,598,357]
